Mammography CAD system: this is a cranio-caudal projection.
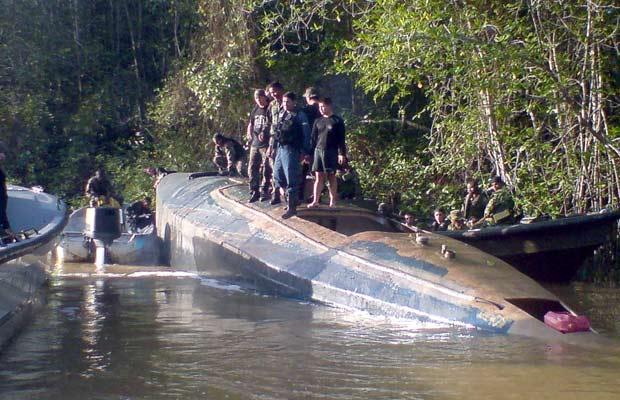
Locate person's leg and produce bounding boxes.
[269,149,280,204]
[308,172,325,207]
[327,173,338,207]
[298,162,309,202]
[248,147,260,192]
[271,151,284,205]
[259,147,272,200]
[0,193,9,230]
[282,147,300,219]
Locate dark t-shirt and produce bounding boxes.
[312,114,346,156]
[249,105,271,148]
[302,103,321,133]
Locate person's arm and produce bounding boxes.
[246,120,253,142]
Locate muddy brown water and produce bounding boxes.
[0,263,619,400]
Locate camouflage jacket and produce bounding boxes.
[214,138,245,170]
[483,188,515,225]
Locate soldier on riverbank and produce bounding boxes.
[267,81,286,205]
[246,89,272,203]
[462,178,488,225]
[429,208,450,231]
[85,168,120,207]
[477,176,516,226]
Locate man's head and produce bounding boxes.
[282,92,297,112]
[491,176,504,191]
[254,89,269,108]
[304,87,320,104]
[267,81,284,102]
[95,168,105,179]
[144,167,157,176]
[434,208,446,223]
[213,133,225,146]
[319,97,334,117]
[466,178,480,195]
[404,212,415,226]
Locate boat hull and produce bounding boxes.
[437,212,620,282]
[1,185,68,348]
[156,173,607,343]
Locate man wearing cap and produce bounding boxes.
[212,133,246,177]
[246,89,272,202]
[447,210,467,231]
[0,141,12,234]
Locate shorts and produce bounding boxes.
[312,148,338,174]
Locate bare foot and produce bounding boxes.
[307,202,319,208]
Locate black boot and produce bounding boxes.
[282,195,297,219]
[270,190,281,205]
[248,191,260,203]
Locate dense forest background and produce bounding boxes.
[1,0,618,221]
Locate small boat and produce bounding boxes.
[56,207,160,265]
[435,211,620,282]
[156,173,605,343]
[1,185,68,347]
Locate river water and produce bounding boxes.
[1,263,619,400]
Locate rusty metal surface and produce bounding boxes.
[156,173,610,344]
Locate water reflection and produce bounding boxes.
[0,264,619,399]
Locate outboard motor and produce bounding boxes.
[84,207,122,264]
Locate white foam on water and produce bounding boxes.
[329,306,453,332]
[198,277,244,292]
[126,271,200,279]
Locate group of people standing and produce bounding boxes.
[424,176,517,232]
[212,81,349,219]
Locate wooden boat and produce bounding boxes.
[56,207,160,265]
[1,185,68,347]
[435,211,620,282]
[155,173,611,344]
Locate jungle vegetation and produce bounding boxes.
[1,1,618,219]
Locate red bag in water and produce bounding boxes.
[544,311,590,333]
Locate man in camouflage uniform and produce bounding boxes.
[267,81,285,204]
[246,89,272,202]
[85,168,119,207]
[212,133,246,177]
[477,176,516,226]
[448,210,467,231]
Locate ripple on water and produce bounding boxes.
[0,267,619,400]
